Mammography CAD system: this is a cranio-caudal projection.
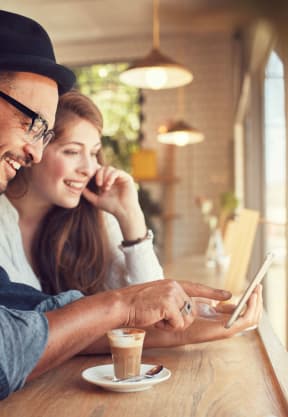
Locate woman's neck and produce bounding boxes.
[8,191,51,225]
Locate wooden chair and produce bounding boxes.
[223,208,260,294]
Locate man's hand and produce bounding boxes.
[118,280,232,331]
[31,280,231,380]
[143,285,263,349]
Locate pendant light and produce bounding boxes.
[119,0,193,90]
[157,87,204,146]
[157,120,204,146]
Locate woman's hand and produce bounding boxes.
[183,284,263,344]
[82,166,147,240]
[83,166,138,214]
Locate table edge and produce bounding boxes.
[258,311,288,404]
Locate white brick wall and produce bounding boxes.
[142,34,235,260]
[56,32,235,262]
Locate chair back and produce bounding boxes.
[223,208,260,294]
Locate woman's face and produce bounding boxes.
[27,117,101,208]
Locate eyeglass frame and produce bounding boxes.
[0,90,55,146]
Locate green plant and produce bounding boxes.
[73,62,142,172]
[195,191,239,236]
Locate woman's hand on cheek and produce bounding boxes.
[82,185,100,207]
[82,166,140,216]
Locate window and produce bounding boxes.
[73,63,142,171]
[263,51,287,346]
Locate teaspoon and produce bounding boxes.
[113,364,163,383]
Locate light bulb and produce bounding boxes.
[145,67,167,89]
[173,132,190,146]
[158,130,204,146]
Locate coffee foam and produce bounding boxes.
[108,328,145,348]
[109,337,143,348]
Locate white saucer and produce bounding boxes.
[82,364,171,393]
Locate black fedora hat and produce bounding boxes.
[0,10,75,94]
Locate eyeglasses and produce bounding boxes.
[0,91,55,146]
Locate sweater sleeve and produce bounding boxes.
[103,213,164,290]
[0,306,48,400]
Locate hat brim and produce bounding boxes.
[0,54,75,95]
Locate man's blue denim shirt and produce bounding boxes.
[0,267,83,400]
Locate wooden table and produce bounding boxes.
[1,256,288,417]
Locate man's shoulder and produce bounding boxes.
[0,267,49,310]
[0,194,19,228]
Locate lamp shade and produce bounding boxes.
[157,120,204,146]
[120,48,193,90]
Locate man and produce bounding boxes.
[0,11,262,401]
[0,9,78,400]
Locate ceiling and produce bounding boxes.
[0,0,281,47]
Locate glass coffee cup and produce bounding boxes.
[107,328,146,379]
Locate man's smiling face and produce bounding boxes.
[0,72,58,194]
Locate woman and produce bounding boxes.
[0,90,163,295]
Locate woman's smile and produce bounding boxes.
[64,179,87,194]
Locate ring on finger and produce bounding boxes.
[180,299,193,315]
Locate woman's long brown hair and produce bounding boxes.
[32,91,109,295]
